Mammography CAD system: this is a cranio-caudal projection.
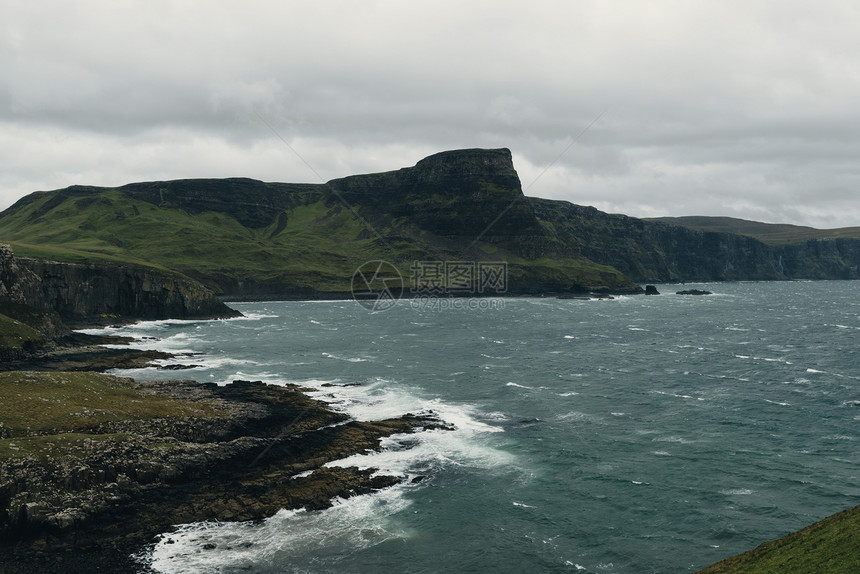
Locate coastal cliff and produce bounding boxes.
[329,148,544,242]
[1,148,858,299]
[531,199,860,282]
[0,244,238,324]
[0,149,641,297]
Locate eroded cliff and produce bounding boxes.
[0,244,238,324]
[531,199,860,282]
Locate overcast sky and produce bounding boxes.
[2,1,859,228]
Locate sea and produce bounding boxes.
[82,281,859,573]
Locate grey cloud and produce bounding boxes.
[1,1,859,229]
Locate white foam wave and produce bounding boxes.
[321,352,370,362]
[734,354,792,365]
[653,436,696,444]
[480,411,510,421]
[323,399,512,476]
[506,382,532,389]
[155,356,263,371]
[100,331,204,355]
[273,377,514,477]
[225,312,279,321]
[720,488,753,495]
[80,318,207,339]
[142,487,412,574]
[652,390,705,401]
[558,411,604,424]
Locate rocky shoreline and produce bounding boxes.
[1,342,450,573]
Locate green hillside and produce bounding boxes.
[0,185,377,295]
[698,504,860,573]
[649,216,860,245]
[0,150,637,297]
[0,313,45,352]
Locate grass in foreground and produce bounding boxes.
[0,314,45,350]
[0,371,225,458]
[698,504,860,573]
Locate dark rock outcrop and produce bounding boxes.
[0,244,239,324]
[329,148,544,242]
[645,285,660,295]
[0,378,450,572]
[677,289,713,295]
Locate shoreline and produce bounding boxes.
[0,314,452,573]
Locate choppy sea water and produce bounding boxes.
[84,281,859,573]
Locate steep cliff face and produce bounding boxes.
[0,149,637,297]
[3,149,857,299]
[119,178,325,228]
[0,244,238,323]
[329,148,544,242]
[531,199,860,282]
[776,238,860,279]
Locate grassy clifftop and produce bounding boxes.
[0,150,639,297]
[698,504,860,573]
[0,371,222,442]
[0,185,373,295]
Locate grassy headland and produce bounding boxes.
[0,151,641,297]
[698,504,860,573]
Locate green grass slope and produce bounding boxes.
[0,178,637,296]
[0,186,372,294]
[649,216,860,245]
[0,371,227,469]
[698,504,860,573]
[0,313,45,351]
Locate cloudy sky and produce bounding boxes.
[2,0,859,228]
